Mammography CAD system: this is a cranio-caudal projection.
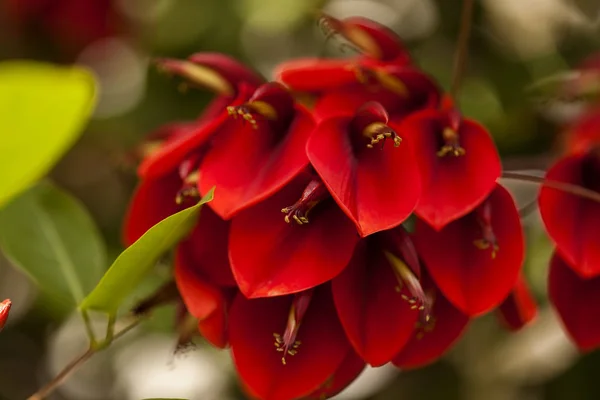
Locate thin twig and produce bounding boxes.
[450,0,476,98]
[26,317,143,400]
[502,171,600,204]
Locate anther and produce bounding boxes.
[362,122,402,149]
[437,127,466,157]
[281,180,330,225]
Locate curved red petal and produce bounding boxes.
[549,251,600,351]
[539,154,600,277]
[393,286,469,369]
[415,184,524,316]
[307,116,420,236]
[200,106,315,219]
[123,173,180,245]
[332,242,419,366]
[400,111,501,230]
[497,274,538,331]
[174,251,223,321]
[176,206,235,287]
[275,58,358,93]
[229,286,350,400]
[305,349,365,399]
[229,175,359,298]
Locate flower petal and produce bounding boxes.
[307,116,420,236]
[229,286,350,400]
[229,175,359,298]
[415,184,524,316]
[539,154,600,277]
[399,110,502,230]
[305,349,365,399]
[176,206,235,287]
[123,173,180,245]
[393,286,469,369]
[549,251,600,351]
[200,105,315,219]
[497,274,538,331]
[332,242,418,366]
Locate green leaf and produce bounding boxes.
[0,61,96,208]
[80,188,215,315]
[0,182,106,306]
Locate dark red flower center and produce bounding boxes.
[437,127,466,157]
[472,199,499,259]
[281,179,330,225]
[273,289,314,365]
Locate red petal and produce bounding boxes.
[123,173,180,245]
[549,251,600,351]
[307,116,420,236]
[393,286,469,369]
[0,299,11,332]
[332,242,418,366]
[497,274,538,331]
[275,58,359,93]
[539,154,600,277]
[197,288,237,349]
[305,350,365,399]
[398,110,501,230]
[174,251,222,321]
[229,286,350,400]
[139,85,255,180]
[414,184,524,316]
[176,206,235,287]
[199,106,315,219]
[229,175,359,298]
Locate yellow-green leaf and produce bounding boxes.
[80,188,215,315]
[0,61,96,208]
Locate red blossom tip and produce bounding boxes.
[281,179,330,225]
[273,289,314,365]
[0,299,12,331]
[155,53,263,95]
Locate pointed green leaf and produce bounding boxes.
[0,61,96,208]
[0,182,106,306]
[80,188,215,314]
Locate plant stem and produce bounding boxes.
[502,171,600,204]
[450,0,476,98]
[26,317,142,400]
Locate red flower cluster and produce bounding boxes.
[125,16,535,400]
[543,96,600,350]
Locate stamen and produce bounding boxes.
[281,180,330,225]
[227,100,278,130]
[273,290,314,365]
[437,127,466,157]
[384,251,432,324]
[362,122,402,149]
[473,200,499,259]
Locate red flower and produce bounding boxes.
[331,227,430,366]
[174,206,236,348]
[275,15,412,94]
[538,151,600,277]
[393,280,469,369]
[228,173,359,298]
[198,82,316,219]
[0,299,11,332]
[497,275,538,331]
[394,97,502,230]
[414,184,524,316]
[549,251,600,351]
[228,285,352,400]
[307,102,421,236]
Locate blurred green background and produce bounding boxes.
[2,0,600,399]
